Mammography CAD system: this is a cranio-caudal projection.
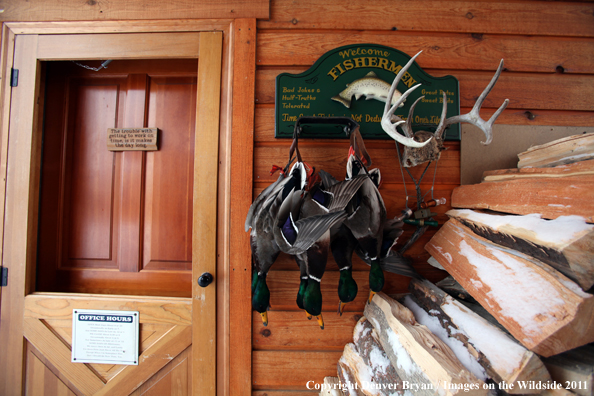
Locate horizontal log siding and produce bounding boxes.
[252,0,594,392]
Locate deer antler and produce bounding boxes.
[435,59,509,145]
[381,51,431,148]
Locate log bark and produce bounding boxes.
[406,278,551,394]
[425,218,594,357]
[364,293,487,396]
[334,318,404,395]
[517,134,594,168]
[351,318,403,394]
[436,275,477,303]
[447,209,594,290]
[542,343,594,396]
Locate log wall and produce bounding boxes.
[252,0,594,393]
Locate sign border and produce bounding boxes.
[71,309,140,366]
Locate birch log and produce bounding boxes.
[425,218,594,357]
[364,293,487,396]
[447,209,594,290]
[405,278,551,393]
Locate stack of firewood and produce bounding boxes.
[323,134,594,396]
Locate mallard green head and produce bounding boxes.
[252,270,258,293]
[337,269,358,315]
[252,274,271,326]
[296,277,308,310]
[303,280,324,329]
[368,259,384,302]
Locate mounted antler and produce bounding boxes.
[435,59,509,145]
[381,51,430,149]
[387,53,509,167]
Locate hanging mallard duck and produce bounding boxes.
[246,117,423,329]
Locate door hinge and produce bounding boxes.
[1,267,6,287]
[10,68,18,87]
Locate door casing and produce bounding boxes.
[0,21,237,396]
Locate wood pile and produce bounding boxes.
[322,134,594,395]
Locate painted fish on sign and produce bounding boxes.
[275,44,460,140]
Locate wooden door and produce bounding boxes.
[0,30,222,395]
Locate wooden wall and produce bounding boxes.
[252,0,594,393]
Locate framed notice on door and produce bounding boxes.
[71,309,140,365]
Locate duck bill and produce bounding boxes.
[338,301,347,316]
[315,314,325,330]
[368,290,377,304]
[305,310,312,320]
[260,312,268,326]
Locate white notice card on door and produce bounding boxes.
[71,309,139,365]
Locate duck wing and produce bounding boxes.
[305,174,368,215]
[343,177,386,238]
[275,207,348,256]
[325,174,368,212]
[289,211,347,254]
[354,248,421,279]
[246,173,284,232]
[381,254,422,279]
[318,169,339,188]
[380,219,404,258]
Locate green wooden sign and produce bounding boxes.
[275,44,460,140]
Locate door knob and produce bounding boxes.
[198,272,214,287]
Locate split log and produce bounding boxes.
[451,169,594,224]
[319,377,343,396]
[364,292,487,396]
[338,352,366,396]
[542,343,594,396]
[447,209,594,290]
[483,158,594,182]
[350,317,403,394]
[405,278,551,394]
[517,133,594,168]
[339,342,403,396]
[335,318,403,395]
[425,218,594,357]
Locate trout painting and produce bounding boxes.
[331,71,405,109]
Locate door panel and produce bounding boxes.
[64,79,123,265]
[0,29,223,396]
[23,294,192,395]
[143,77,196,271]
[26,345,79,396]
[67,83,119,261]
